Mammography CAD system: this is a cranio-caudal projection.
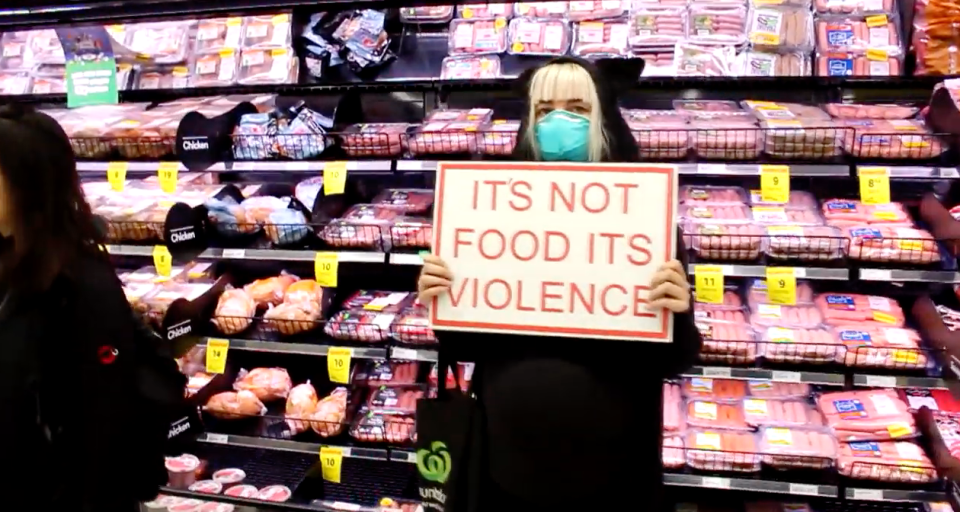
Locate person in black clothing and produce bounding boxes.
[418,57,702,511]
[0,105,184,510]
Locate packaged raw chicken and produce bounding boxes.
[751,206,823,226]
[479,120,520,156]
[824,103,919,119]
[664,382,685,432]
[241,14,292,49]
[124,22,193,64]
[758,426,837,469]
[747,278,815,306]
[204,390,267,419]
[507,18,571,56]
[341,123,410,157]
[321,204,401,249]
[760,118,844,159]
[284,381,319,435]
[624,110,690,159]
[689,117,762,159]
[844,225,940,264]
[663,435,685,468]
[368,385,425,413]
[697,320,758,364]
[816,51,903,76]
[759,326,843,363]
[750,304,824,329]
[457,3,514,18]
[194,18,245,53]
[747,381,811,399]
[631,6,687,47]
[835,325,928,369]
[515,2,568,17]
[838,441,937,482]
[744,398,824,426]
[350,409,416,443]
[264,300,321,335]
[312,387,349,437]
[813,293,905,326]
[391,302,437,345]
[355,360,421,386]
[238,48,298,85]
[686,429,762,472]
[400,5,455,23]
[687,400,750,430]
[840,119,945,159]
[449,18,509,55]
[682,377,748,400]
[212,287,257,335]
[571,20,631,57]
[440,55,501,79]
[687,5,748,44]
[747,6,815,50]
[233,367,293,402]
[764,225,846,261]
[243,273,299,308]
[566,0,627,20]
[742,50,810,76]
[407,120,483,155]
[680,185,749,205]
[192,50,239,87]
[815,14,901,52]
[817,389,917,441]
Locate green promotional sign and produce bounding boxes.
[65,58,118,108]
[416,441,452,484]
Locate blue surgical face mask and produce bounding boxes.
[534,109,590,162]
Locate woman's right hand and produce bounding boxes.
[418,254,453,308]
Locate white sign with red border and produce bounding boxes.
[429,161,678,342]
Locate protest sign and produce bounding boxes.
[430,161,678,342]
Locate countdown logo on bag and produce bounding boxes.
[417,440,451,509]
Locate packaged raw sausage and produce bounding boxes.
[814,293,905,326]
[824,103,919,119]
[747,381,811,399]
[425,108,494,123]
[479,120,520,155]
[449,18,509,55]
[814,0,896,14]
[630,6,687,47]
[747,278,815,306]
[137,66,191,90]
[838,441,937,482]
[571,20,631,57]
[350,409,416,443]
[686,429,762,472]
[840,119,944,159]
[759,426,837,469]
[674,42,739,76]
[697,319,759,363]
[820,199,912,226]
[760,118,844,159]
[440,55,502,79]
[391,302,437,344]
[759,326,843,363]
[816,51,903,76]
[401,5,455,23]
[514,2,568,18]
[750,303,824,329]
[625,110,690,159]
[242,14,292,49]
[835,325,928,369]
[687,5,748,44]
[817,389,917,441]
[742,100,832,120]
[764,225,846,260]
[355,360,421,387]
[368,385,426,413]
[195,18,245,53]
[750,189,817,207]
[751,206,823,226]
[694,286,744,308]
[844,225,940,264]
[507,17,571,56]
[747,6,814,50]
[815,14,901,52]
[457,3,514,19]
[567,0,628,20]
[682,377,749,400]
[674,100,744,115]
[341,123,410,157]
[689,118,763,159]
[680,204,753,222]
[407,120,483,155]
[664,382,685,431]
[680,185,749,205]
[663,435,685,468]
[696,307,748,324]
[682,221,764,260]
[687,400,750,430]
[741,50,810,76]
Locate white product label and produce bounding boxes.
[701,477,731,489]
[750,9,783,45]
[744,398,768,416]
[771,371,802,383]
[752,207,788,222]
[271,21,290,46]
[197,23,220,41]
[454,23,474,48]
[693,401,717,420]
[225,21,243,47]
[702,367,732,378]
[697,163,727,173]
[895,442,923,460]
[242,50,265,67]
[517,22,542,43]
[2,42,21,57]
[758,304,782,318]
[695,432,722,450]
[206,433,229,444]
[544,24,564,50]
[884,327,912,346]
[868,27,890,46]
[33,80,52,94]
[474,27,497,48]
[690,377,714,392]
[748,52,777,77]
[372,313,397,331]
[269,52,289,79]
[609,23,629,47]
[862,0,884,9]
[767,226,805,237]
[766,427,793,445]
[869,60,890,76]
[221,248,246,259]
[869,393,898,415]
[197,56,219,75]
[545,1,567,12]
[767,327,795,342]
[852,489,884,500]
[246,23,269,40]
[218,54,236,81]
[579,22,604,43]
[868,296,891,311]
[789,484,819,496]
[864,375,897,387]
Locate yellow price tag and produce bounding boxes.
[327,347,353,384]
[323,161,347,196]
[158,162,179,194]
[107,162,127,192]
[760,165,790,204]
[859,167,890,205]
[319,446,343,483]
[765,267,797,306]
[152,245,172,277]
[315,252,339,288]
[205,338,230,374]
[694,265,724,304]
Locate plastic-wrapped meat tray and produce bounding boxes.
[625,111,690,159]
[238,48,298,85]
[683,221,763,260]
[687,5,748,44]
[571,20,630,58]
[350,409,416,443]
[457,3,514,19]
[837,441,937,482]
[814,293,905,326]
[760,118,843,159]
[817,389,917,441]
[694,285,743,309]
[814,16,901,52]
[695,307,747,324]
[354,360,421,387]
[194,18,244,53]
[515,2,568,17]
[373,189,434,214]
[834,325,928,369]
[696,319,758,364]
[192,50,239,87]
[839,119,945,159]
[686,429,761,472]
[324,309,397,342]
[390,217,432,249]
[341,290,413,312]
[758,426,836,469]
[681,185,748,205]
[749,189,817,208]
[816,52,902,77]
[687,400,750,430]
[663,382,685,431]
[390,303,436,345]
[367,385,425,413]
[821,199,912,227]
[750,206,823,226]
[764,225,846,261]
[449,18,509,55]
[690,119,763,160]
[663,435,685,468]
[400,5,455,23]
[742,101,832,120]
[742,50,810,76]
[747,381,810,399]
[750,303,823,329]
[341,123,409,157]
[759,326,843,364]
[631,6,686,47]
[440,55,501,80]
[566,0,628,20]
[747,278,815,306]
[408,121,483,155]
[682,377,748,400]
[824,103,919,119]
[124,22,192,64]
[507,18,571,56]
[241,14,293,49]
[479,120,520,155]
[321,205,401,249]
[843,225,939,264]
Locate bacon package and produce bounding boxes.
[838,441,937,482]
[507,17,572,56]
[814,293,905,326]
[834,325,928,369]
[817,389,917,441]
[844,225,940,264]
[758,427,837,469]
[686,429,761,472]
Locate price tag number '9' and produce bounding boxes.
[765,267,797,305]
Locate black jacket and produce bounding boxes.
[436,57,702,510]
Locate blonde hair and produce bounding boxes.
[525,62,608,162]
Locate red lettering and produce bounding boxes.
[599,233,624,265]
[449,278,471,307]
[471,180,479,210]
[628,234,653,266]
[550,182,575,212]
[613,183,638,214]
[588,233,595,264]
[478,229,506,260]
[484,180,507,210]
[570,283,595,314]
[483,279,511,310]
[454,228,474,257]
[633,285,656,318]
[516,281,535,311]
[544,231,570,262]
[600,284,628,316]
[510,230,539,261]
[541,281,564,313]
[509,180,532,211]
[581,182,610,214]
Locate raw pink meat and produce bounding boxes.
[817,389,917,441]
[663,382,684,432]
[833,325,927,369]
[758,426,836,469]
[844,225,939,264]
[814,293,905,326]
[837,441,937,482]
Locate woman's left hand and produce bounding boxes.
[647,259,692,313]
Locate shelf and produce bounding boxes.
[389,253,425,266]
[856,166,960,179]
[859,269,960,283]
[199,338,389,359]
[390,347,438,362]
[107,245,387,263]
[682,366,845,386]
[198,432,394,461]
[680,164,850,177]
[844,488,947,502]
[689,265,850,280]
[852,374,948,389]
[663,473,838,498]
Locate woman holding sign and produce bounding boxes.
[418,57,702,511]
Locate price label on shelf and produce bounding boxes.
[859,167,890,205]
[694,265,724,304]
[107,162,126,192]
[152,245,172,277]
[205,338,230,374]
[760,165,790,204]
[327,347,353,384]
[315,252,339,288]
[765,267,797,305]
[319,446,344,483]
[323,161,347,196]
[158,162,179,193]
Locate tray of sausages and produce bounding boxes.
[571,20,630,57]
[515,1,568,17]
[457,3,514,18]
[842,225,940,264]
[449,18,509,55]
[816,51,903,76]
[815,14,901,52]
[696,317,760,364]
[742,50,811,76]
[689,118,764,160]
[350,409,416,443]
[760,118,844,159]
[624,109,690,159]
[686,429,762,472]
[759,426,837,469]
[440,55,502,80]
[764,225,847,260]
[631,6,686,47]
[566,0,628,20]
[759,326,844,364]
[837,441,937,482]
[683,221,765,261]
[479,120,520,156]
[687,5,747,44]
[663,434,685,468]
[507,17,571,56]
[747,6,815,50]
[838,119,945,159]
[408,120,484,155]
[835,325,929,369]
[814,0,896,15]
